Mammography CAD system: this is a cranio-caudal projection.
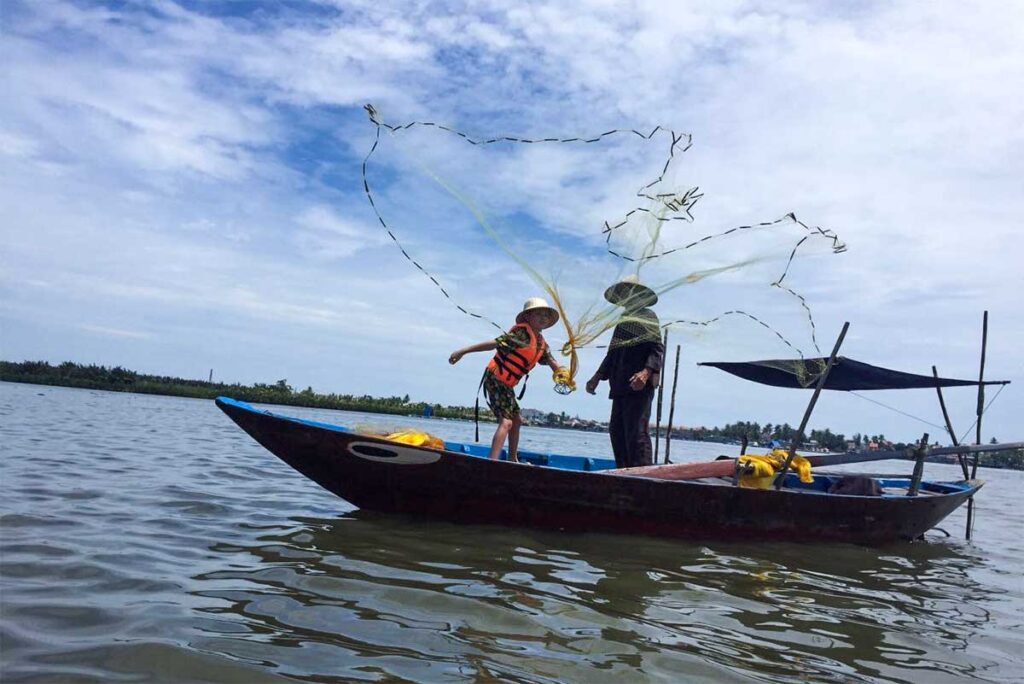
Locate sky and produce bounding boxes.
[2,0,1022,443]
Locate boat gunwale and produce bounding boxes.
[214,396,980,500]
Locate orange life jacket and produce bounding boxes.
[487,323,545,387]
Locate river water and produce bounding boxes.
[1,381,1021,682]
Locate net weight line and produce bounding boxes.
[361,104,840,358]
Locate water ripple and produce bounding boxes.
[2,382,1023,682]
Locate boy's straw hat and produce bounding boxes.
[516,297,560,329]
[604,274,658,307]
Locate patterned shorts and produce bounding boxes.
[482,371,520,420]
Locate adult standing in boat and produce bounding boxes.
[585,276,664,468]
[449,298,564,463]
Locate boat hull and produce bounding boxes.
[216,398,980,545]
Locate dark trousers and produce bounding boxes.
[609,389,654,468]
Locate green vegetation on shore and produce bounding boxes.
[3,360,1021,469]
[0,360,481,420]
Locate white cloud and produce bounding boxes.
[80,324,153,340]
[293,205,384,260]
[2,0,1022,439]
[0,131,40,158]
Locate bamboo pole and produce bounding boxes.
[654,328,668,463]
[932,365,969,479]
[775,322,850,489]
[973,310,988,476]
[966,310,988,539]
[664,344,681,464]
[613,441,1024,481]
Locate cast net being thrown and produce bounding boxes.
[361,104,847,393]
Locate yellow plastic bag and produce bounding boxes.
[737,455,777,489]
[384,430,445,450]
[736,448,814,488]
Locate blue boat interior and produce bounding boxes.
[216,397,973,497]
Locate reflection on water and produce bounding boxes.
[192,511,1005,683]
[1,383,1022,683]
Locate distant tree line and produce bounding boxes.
[0,360,483,420]
[669,420,855,451]
[2,360,1020,469]
[670,421,1022,469]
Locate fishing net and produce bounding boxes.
[361,104,847,393]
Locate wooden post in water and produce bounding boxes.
[654,328,668,463]
[664,344,681,464]
[907,433,930,496]
[775,322,850,489]
[973,311,988,477]
[966,310,988,539]
[932,365,969,479]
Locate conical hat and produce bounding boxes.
[604,274,658,306]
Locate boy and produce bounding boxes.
[449,298,563,462]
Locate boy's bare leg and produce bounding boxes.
[489,417,513,460]
[508,415,522,463]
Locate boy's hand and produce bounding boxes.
[449,351,463,365]
[585,375,601,395]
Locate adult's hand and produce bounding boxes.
[585,375,600,395]
[629,369,651,391]
[449,350,463,365]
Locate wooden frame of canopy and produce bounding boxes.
[628,314,1015,537]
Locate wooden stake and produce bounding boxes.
[664,344,681,464]
[966,310,988,539]
[974,310,988,475]
[932,365,969,479]
[907,432,930,497]
[775,322,850,489]
[654,328,668,463]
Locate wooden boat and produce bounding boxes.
[215,396,982,545]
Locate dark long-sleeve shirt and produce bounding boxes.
[596,308,664,399]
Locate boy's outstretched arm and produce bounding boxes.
[449,340,497,364]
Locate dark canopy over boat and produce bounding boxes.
[699,356,1010,391]
[216,397,980,545]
